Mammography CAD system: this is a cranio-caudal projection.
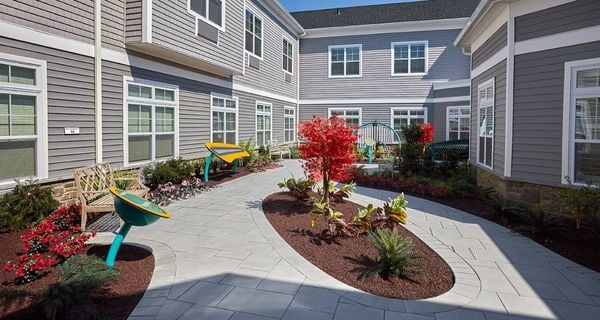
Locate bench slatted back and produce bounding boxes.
[74,162,115,205]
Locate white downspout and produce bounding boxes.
[94,0,103,163]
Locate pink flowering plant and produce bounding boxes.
[246,159,282,172]
[147,177,211,206]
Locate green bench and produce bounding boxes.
[427,139,469,162]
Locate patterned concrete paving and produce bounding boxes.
[96,160,600,320]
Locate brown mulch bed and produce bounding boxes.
[263,192,454,300]
[0,230,154,320]
[206,166,253,186]
[355,182,600,273]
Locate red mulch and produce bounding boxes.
[0,230,154,320]
[356,183,600,272]
[263,192,454,300]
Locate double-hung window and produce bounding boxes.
[125,81,177,165]
[391,108,427,139]
[565,63,600,184]
[0,58,45,182]
[284,106,295,143]
[477,79,494,168]
[391,41,427,75]
[188,0,224,29]
[283,39,293,74]
[328,108,361,127]
[211,95,237,144]
[447,106,470,140]
[245,10,263,58]
[256,102,272,146]
[329,45,361,77]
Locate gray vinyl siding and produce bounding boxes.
[470,60,506,176]
[299,29,469,100]
[0,0,94,44]
[151,0,244,75]
[102,59,234,168]
[515,0,600,42]
[233,90,296,146]
[234,1,299,99]
[434,86,470,99]
[103,0,126,51]
[512,41,600,186]
[432,101,471,143]
[0,37,96,184]
[125,0,143,43]
[471,23,507,70]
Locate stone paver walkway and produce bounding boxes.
[100,161,600,320]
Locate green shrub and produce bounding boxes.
[330,181,356,203]
[113,170,134,190]
[240,138,256,164]
[447,165,493,199]
[513,205,568,240]
[398,124,426,175]
[360,228,420,282]
[555,179,600,230]
[290,146,301,159]
[0,179,59,231]
[277,175,315,200]
[487,195,522,226]
[143,157,195,188]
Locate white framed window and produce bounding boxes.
[446,106,470,141]
[329,44,362,78]
[124,79,179,166]
[283,39,293,74]
[563,59,600,185]
[0,54,48,184]
[188,0,225,31]
[328,108,361,127]
[211,94,238,144]
[245,10,263,59]
[256,102,272,146]
[477,78,494,169]
[391,41,428,75]
[284,106,296,143]
[391,107,427,140]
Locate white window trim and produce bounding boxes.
[187,0,226,32]
[446,106,470,141]
[0,53,48,186]
[390,106,428,142]
[477,78,495,170]
[282,37,294,76]
[210,92,239,144]
[123,76,180,168]
[562,57,600,186]
[328,44,362,78]
[390,41,429,76]
[327,107,362,126]
[255,101,273,147]
[245,8,264,61]
[284,105,296,143]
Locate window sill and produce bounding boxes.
[391,72,428,77]
[328,75,362,79]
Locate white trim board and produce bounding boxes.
[515,25,600,56]
[299,96,470,105]
[471,46,508,79]
[433,79,471,90]
[304,18,468,39]
[504,11,515,178]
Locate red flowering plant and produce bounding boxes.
[299,115,357,201]
[4,253,56,283]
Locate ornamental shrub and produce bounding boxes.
[555,178,600,230]
[397,123,435,176]
[0,179,59,231]
[143,157,196,188]
[359,228,420,282]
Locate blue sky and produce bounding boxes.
[280,0,418,12]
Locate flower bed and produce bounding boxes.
[350,171,452,198]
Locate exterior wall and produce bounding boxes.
[470,60,506,176]
[434,86,470,99]
[103,0,126,51]
[125,0,143,43]
[0,37,97,186]
[0,0,95,44]
[298,29,469,100]
[234,0,299,99]
[471,23,507,70]
[512,41,600,186]
[432,100,471,142]
[150,0,245,74]
[515,0,600,42]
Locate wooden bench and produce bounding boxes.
[268,139,291,160]
[74,162,148,231]
[427,139,470,163]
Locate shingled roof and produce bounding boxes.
[291,0,481,29]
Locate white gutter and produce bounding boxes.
[94,0,103,163]
[267,0,305,35]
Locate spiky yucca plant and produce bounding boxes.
[360,228,420,282]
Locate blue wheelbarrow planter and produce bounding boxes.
[106,187,171,268]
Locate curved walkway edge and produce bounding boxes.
[105,161,599,320]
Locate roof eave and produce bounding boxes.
[264,0,305,36]
[454,0,494,49]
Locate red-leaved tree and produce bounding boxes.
[418,123,434,144]
[299,115,357,200]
